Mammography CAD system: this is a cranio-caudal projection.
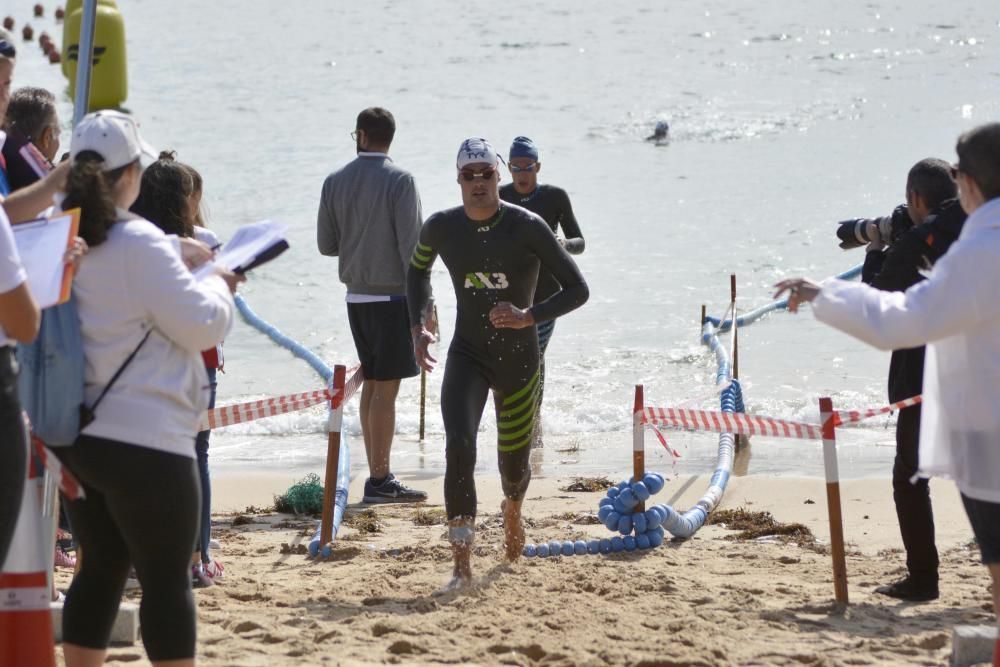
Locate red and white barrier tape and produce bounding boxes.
[833,394,921,427]
[199,366,365,431]
[641,394,923,444]
[337,366,364,409]
[30,436,85,500]
[641,407,824,441]
[200,388,330,431]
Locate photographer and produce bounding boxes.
[835,158,966,601]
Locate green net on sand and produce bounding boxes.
[274,473,325,515]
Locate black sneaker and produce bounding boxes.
[362,474,427,504]
[874,576,939,602]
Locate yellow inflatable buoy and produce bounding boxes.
[62,2,127,110]
[60,0,116,76]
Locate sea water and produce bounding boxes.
[12,0,999,480]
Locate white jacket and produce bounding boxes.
[73,214,234,458]
[812,197,1000,503]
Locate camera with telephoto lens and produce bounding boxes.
[836,204,914,249]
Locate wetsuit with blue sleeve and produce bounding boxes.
[407,202,588,519]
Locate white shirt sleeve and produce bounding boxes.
[126,230,234,353]
[0,209,28,294]
[812,240,993,350]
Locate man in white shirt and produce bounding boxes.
[775,122,1000,664]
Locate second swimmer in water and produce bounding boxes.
[407,137,589,588]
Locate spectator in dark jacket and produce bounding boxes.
[1,87,60,191]
[857,158,966,601]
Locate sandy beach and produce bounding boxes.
[53,463,993,666]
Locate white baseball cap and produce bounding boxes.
[70,110,158,171]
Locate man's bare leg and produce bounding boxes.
[502,498,525,562]
[359,379,401,480]
[447,517,474,589]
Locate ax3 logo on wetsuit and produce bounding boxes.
[463,272,509,289]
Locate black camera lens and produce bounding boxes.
[836,219,873,249]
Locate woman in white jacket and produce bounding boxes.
[776,122,1000,666]
[57,111,241,667]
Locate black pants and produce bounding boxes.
[0,347,27,568]
[57,436,200,661]
[892,404,938,581]
[441,351,537,519]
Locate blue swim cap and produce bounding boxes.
[509,136,539,161]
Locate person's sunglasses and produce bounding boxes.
[460,167,496,182]
[949,163,963,180]
[508,162,537,174]
[0,40,16,58]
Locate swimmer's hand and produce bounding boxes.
[773,278,821,313]
[412,325,437,372]
[489,302,535,330]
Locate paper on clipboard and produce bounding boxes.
[193,220,289,281]
[12,208,80,309]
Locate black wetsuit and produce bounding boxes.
[498,183,585,308]
[407,203,588,519]
[499,183,585,441]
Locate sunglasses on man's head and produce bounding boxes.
[0,40,16,58]
[508,162,537,174]
[460,167,496,182]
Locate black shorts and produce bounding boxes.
[961,493,1000,565]
[347,299,419,381]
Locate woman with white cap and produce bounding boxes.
[56,110,241,667]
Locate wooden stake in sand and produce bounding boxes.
[730,274,739,380]
[419,368,426,441]
[819,396,849,605]
[633,385,645,513]
[320,365,347,547]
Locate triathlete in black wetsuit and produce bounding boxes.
[499,136,585,447]
[407,137,588,587]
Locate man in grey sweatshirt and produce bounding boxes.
[317,107,427,503]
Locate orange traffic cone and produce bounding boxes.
[0,457,56,667]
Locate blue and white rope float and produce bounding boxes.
[520,263,863,553]
[234,295,349,555]
[523,473,668,557]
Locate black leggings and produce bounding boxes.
[441,350,537,519]
[57,436,200,661]
[892,404,938,580]
[0,347,27,568]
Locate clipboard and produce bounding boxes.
[12,208,81,309]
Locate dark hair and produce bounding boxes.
[177,160,206,228]
[3,87,57,141]
[956,122,1000,201]
[62,151,134,248]
[129,150,196,237]
[356,107,395,146]
[906,158,956,211]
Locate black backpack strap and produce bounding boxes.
[79,329,153,428]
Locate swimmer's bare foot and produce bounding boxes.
[445,544,473,590]
[502,499,525,562]
[446,517,474,589]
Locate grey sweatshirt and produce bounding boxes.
[317,153,422,296]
